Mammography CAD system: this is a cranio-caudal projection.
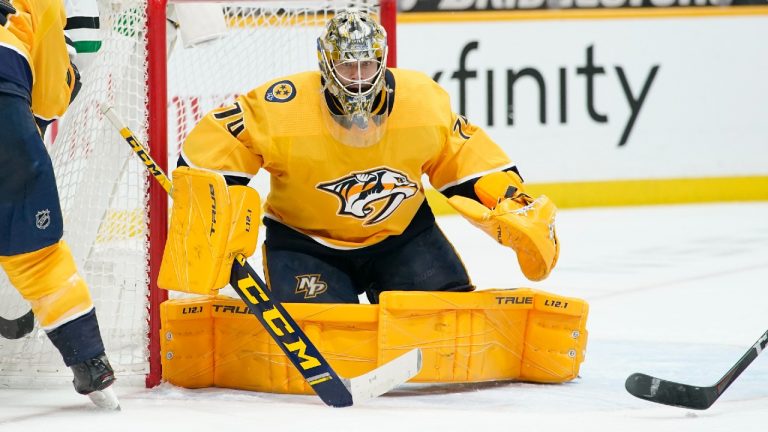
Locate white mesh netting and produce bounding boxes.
[0,0,380,388]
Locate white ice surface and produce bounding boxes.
[1,202,766,431]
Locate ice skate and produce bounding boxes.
[71,353,120,410]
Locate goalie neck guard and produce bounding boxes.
[317,9,389,147]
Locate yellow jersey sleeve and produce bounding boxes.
[424,110,513,193]
[0,0,72,120]
[181,93,265,178]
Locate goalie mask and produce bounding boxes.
[318,10,389,147]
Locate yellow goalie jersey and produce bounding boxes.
[0,0,72,121]
[181,69,513,249]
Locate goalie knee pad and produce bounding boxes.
[159,167,261,295]
[0,240,94,330]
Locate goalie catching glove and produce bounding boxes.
[158,167,260,295]
[447,171,559,281]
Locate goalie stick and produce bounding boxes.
[102,106,422,407]
[0,309,34,339]
[625,329,768,410]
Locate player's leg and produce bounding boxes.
[0,92,117,408]
[364,224,474,304]
[263,246,361,303]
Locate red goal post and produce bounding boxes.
[0,0,397,390]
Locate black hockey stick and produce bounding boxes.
[103,106,422,407]
[625,329,768,410]
[0,309,34,339]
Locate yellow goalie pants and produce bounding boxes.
[160,289,589,393]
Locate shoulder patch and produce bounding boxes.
[265,80,296,103]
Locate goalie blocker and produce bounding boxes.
[158,166,260,295]
[160,288,589,393]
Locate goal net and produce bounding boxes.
[0,0,393,388]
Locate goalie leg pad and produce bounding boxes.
[159,167,260,295]
[377,289,587,383]
[159,289,589,392]
[447,171,559,281]
[0,240,94,329]
[160,297,379,393]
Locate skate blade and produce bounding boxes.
[88,386,121,410]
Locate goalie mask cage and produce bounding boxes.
[0,0,396,389]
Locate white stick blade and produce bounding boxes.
[345,348,422,405]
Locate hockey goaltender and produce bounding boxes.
[156,8,589,395]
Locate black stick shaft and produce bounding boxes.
[626,329,768,410]
[714,329,768,396]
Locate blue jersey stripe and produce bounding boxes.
[0,44,32,98]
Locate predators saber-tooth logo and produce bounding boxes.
[318,168,418,225]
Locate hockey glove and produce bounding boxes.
[0,0,15,26]
[66,61,82,105]
[447,171,559,281]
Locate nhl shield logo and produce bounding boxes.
[36,209,51,230]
